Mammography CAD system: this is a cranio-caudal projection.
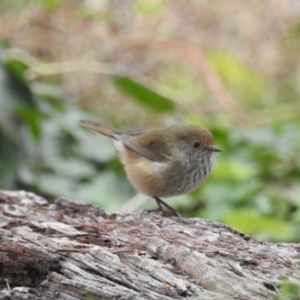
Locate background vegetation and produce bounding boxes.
[1,0,300,242]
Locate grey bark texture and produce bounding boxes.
[0,190,299,300]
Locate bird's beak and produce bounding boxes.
[208,146,222,152]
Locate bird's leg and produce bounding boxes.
[153,197,164,211]
[153,197,180,217]
[142,197,180,217]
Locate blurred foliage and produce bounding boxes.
[274,277,300,300]
[1,0,300,242]
[115,77,175,112]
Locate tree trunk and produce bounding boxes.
[0,190,299,300]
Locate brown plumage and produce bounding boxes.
[80,120,221,216]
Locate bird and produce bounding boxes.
[80,120,221,216]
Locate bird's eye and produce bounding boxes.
[192,141,200,148]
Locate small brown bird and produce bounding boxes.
[80,120,221,216]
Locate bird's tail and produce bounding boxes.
[80,120,115,138]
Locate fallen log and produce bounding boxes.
[0,190,299,299]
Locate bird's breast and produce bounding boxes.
[119,149,215,198]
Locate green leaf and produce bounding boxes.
[0,58,35,110]
[212,159,256,182]
[0,52,37,188]
[16,108,43,141]
[5,59,28,85]
[0,128,21,188]
[223,208,296,242]
[115,77,175,112]
[277,278,300,300]
[206,49,266,102]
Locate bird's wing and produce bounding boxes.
[80,120,157,162]
[113,133,157,162]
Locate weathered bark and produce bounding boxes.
[0,190,299,300]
